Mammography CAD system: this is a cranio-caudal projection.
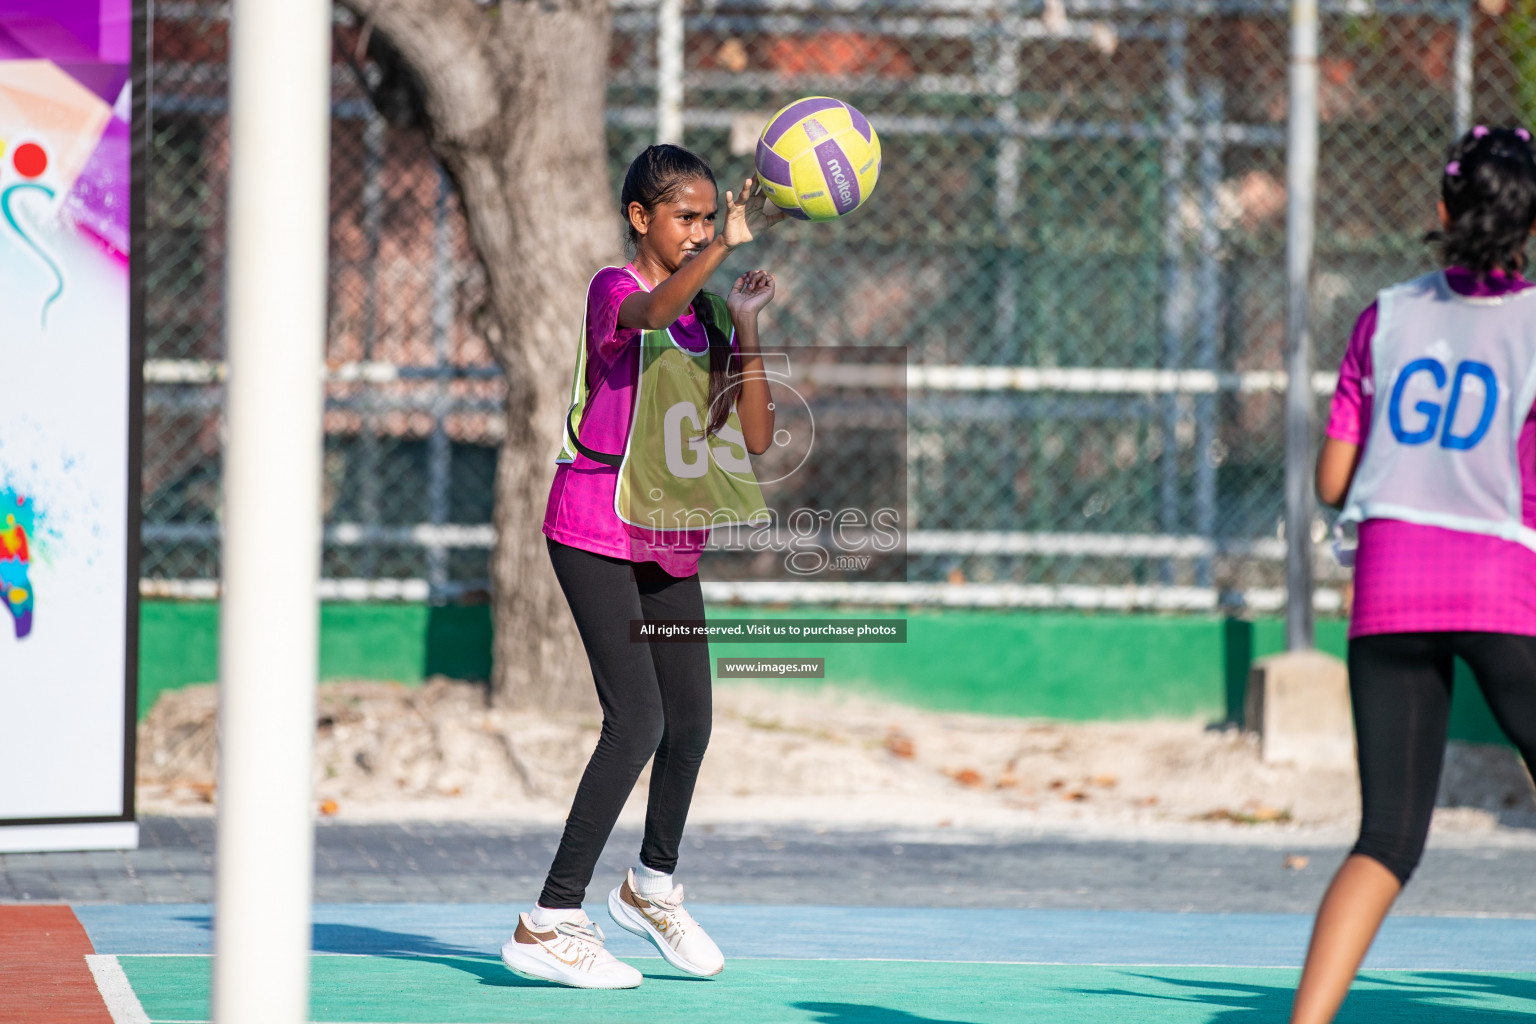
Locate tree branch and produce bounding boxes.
[493,0,610,45]
[337,0,503,149]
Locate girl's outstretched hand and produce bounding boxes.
[722,178,787,249]
[727,269,776,319]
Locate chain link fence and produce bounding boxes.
[140,0,1532,611]
[145,3,498,600]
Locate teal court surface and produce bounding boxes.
[9,821,1536,1023]
[66,903,1536,1023]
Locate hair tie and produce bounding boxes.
[1445,160,1461,176]
[1518,128,1532,143]
[1473,125,1490,138]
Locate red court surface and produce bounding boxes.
[0,905,112,1024]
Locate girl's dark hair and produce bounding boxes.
[621,144,716,250]
[1430,126,1536,278]
[620,144,740,439]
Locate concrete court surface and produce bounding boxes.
[5,817,1536,1023]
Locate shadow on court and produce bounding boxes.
[307,922,715,989]
[176,916,559,987]
[1077,970,1536,1021]
[305,923,720,988]
[793,1002,981,1024]
[178,915,487,959]
[310,922,485,958]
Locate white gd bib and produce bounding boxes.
[1339,271,1536,551]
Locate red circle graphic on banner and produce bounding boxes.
[14,143,47,179]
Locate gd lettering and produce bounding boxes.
[1388,358,1499,450]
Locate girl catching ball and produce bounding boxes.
[1295,125,1536,1023]
[499,144,784,989]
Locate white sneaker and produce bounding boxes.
[607,869,725,977]
[500,911,643,989]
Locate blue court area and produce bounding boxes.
[77,904,1536,1023]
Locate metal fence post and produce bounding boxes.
[356,109,386,578]
[1454,6,1473,137]
[1195,80,1224,590]
[990,7,1022,363]
[143,1,1513,612]
[1159,9,1192,582]
[1285,0,1319,649]
[657,0,684,145]
[427,163,454,595]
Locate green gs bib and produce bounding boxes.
[560,277,768,533]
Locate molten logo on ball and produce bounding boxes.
[825,158,855,209]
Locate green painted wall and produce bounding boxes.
[139,602,220,716]
[137,602,492,720]
[136,600,1507,744]
[702,609,1229,720]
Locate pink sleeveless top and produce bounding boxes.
[541,265,723,577]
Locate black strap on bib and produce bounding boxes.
[563,292,731,469]
[565,403,623,467]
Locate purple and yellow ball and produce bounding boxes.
[754,96,880,222]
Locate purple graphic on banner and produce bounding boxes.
[64,113,127,256]
[0,0,130,295]
[0,1,131,64]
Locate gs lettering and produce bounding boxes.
[662,400,752,477]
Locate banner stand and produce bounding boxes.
[0,822,138,854]
[0,0,143,852]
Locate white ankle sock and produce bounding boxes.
[529,904,585,929]
[632,862,673,897]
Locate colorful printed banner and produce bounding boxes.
[0,0,138,842]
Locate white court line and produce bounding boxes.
[86,955,151,1024]
[111,951,660,959]
[109,953,1517,972]
[798,958,1523,972]
[105,954,1525,1024]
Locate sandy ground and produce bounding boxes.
[136,679,1536,844]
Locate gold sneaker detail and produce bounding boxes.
[620,879,677,937]
[513,918,553,944]
[608,869,725,977]
[500,911,642,989]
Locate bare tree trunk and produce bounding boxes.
[463,11,615,714]
[342,0,617,713]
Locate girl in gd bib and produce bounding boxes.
[1295,125,1536,1023]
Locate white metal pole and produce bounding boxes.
[215,0,331,1020]
[657,0,684,145]
[1453,8,1473,137]
[1285,0,1318,650]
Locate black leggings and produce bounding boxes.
[538,539,712,909]
[1349,632,1536,883]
